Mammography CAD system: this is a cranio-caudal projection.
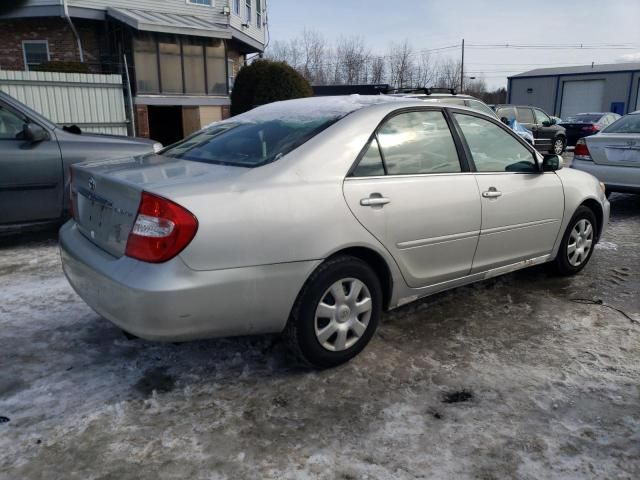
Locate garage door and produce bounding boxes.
[561,80,605,118]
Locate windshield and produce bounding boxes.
[162,116,340,167]
[603,114,640,134]
[563,114,603,123]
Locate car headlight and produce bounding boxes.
[153,142,163,153]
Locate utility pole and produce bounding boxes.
[460,38,465,93]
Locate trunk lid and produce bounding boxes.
[71,154,246,257]
[585,133,640,167]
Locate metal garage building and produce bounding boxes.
[507,63,640,118]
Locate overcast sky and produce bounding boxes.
[266,0,640,89]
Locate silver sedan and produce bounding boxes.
[60,96,609,368]
[571,111,640,196]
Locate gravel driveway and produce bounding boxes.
[1,192,638,480]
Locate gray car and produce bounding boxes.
[571,111,640,195]
[59,96,609,368]
[0,91,161,233]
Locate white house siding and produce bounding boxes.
[19,0,265,49]
[0,71,129,135]
[228,1,266,46]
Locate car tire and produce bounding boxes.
[552,136,566,155]
[285,255,382,369]
[550,206,597,276]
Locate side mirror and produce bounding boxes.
[542,120,551,127]
[24,123,48,143]
[500,117,509,125]
[542,154,563,172]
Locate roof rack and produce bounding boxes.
[384,87,458,96]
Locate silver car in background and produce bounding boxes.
[60,96,609,368]
[572,111,640,196]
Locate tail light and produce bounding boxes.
[581,124,600,133]
[125,192,198,263]
[69,167,77,220]
[574,138,592,160]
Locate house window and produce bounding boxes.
[233,0,240,15]
[206,39,227,95]
[245,0,252,22]
[256,0,262,28]
[159,37,184,94]
[182,38,206,94]
[133,35,160,93]
[187,0,212,5]
[133,33,229,96]
[228,59,236,91]
[22,41,49,71]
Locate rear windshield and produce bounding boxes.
[162,116,340,167]
[603,114,640,134]
[563,114,603,123]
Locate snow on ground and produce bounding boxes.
[1,194,639,480]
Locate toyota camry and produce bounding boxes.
[60,95,609,368]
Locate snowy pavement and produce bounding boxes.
[1,194,639,480]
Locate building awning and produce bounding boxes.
[107,7,232,39]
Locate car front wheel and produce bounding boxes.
[551,206,597,275]
[552,136,566,155]
[285,255,382,369]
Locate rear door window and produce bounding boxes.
[516,107,535,124]
[377,111,461,175]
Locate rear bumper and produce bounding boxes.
[570,160,640,193]
[59,221,320,341]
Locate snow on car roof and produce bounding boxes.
[208,95,415,127]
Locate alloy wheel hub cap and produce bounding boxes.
[314,278,373,352]
[567,219,593,267]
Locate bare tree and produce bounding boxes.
[436,58,462,89]
[333,36,370,85]
[266,39,303,71]
[411,52,437,88]
[266,31,490,95]
[464,77,487,97]
[387,40,414,88]
[301,28,328,84]
[369,56,385,84]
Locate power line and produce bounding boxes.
[467,43,640,50]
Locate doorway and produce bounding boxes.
[148,105,184,147]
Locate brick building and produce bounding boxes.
[0,1,266,144]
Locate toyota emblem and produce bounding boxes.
[88,177,96,191]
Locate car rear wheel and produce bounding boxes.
[551,206,597,276]
[552,136,566,155]
[285,255,382,369]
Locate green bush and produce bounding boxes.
[31,61,91,74]
[231,59,313,116]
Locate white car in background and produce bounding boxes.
[572,111,640,196]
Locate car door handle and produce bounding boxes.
[360,194,391,207]
[482,188,502,199]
